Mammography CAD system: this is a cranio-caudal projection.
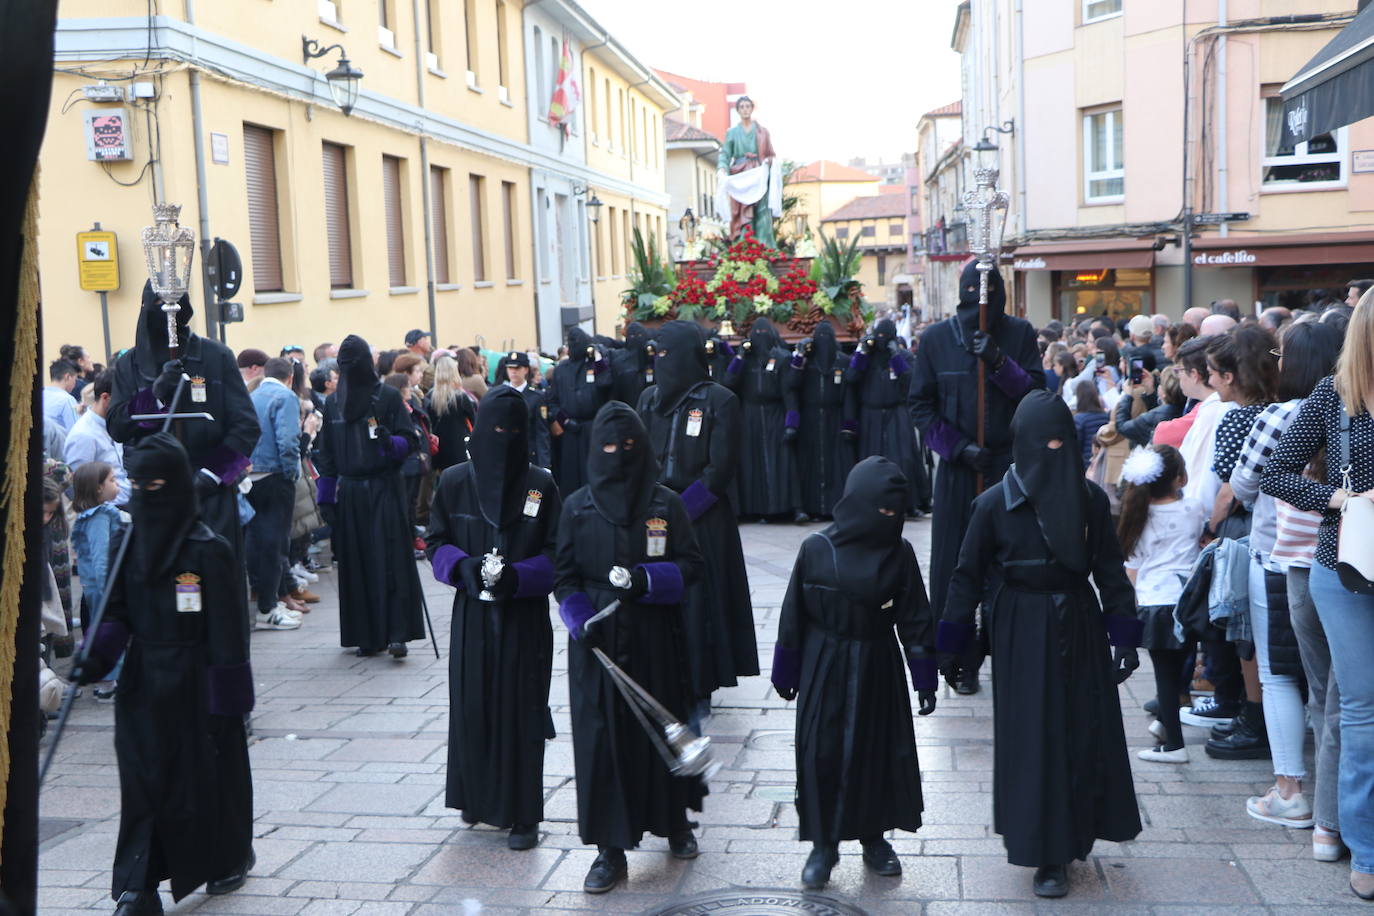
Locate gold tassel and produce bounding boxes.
[0,167,43,856]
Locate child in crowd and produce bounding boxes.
[1118,444,1201,763]
[1073,379,1110,468]
[70,461,128,698]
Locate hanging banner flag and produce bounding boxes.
[547,35,581,136]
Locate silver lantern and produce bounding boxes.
[140,203,197,350]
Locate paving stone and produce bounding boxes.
[959,855,1108,901]
[1098,856,1258,904]
[278,842,432,882]
[306,782,441,816]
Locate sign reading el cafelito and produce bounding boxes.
[76,230,119,291]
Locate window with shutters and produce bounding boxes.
[430,166,451,284]
[243,124,284,293]
[877,254,887,286]
[425,0,441,70]
[322,142,353,288]
[607,205,618,275]
[495,1,509,95]
[463,0,479,86]
[469,174,488,282]
[502,181,518,280]
[382,155,407,287]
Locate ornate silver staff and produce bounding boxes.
[141,203,198,358]
[478,548,505,601]
[959,168,1010,492]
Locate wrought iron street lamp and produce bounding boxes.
[140,203,197,349]
[302,36,364,116]
[972,119,1016,155]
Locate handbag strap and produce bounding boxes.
[1340,402,1354,493]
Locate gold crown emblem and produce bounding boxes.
[175,572,201,586]
[526,489,541,500]
[646,517,668,531]
[190,376,206,385]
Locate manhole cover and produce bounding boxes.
[747,730,795,750]
[645,890,869,916]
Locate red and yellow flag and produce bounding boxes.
[547,36,581,136]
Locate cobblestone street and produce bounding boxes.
[38,519,1356,914]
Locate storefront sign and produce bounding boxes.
[1354,150,1374,173]
[1193,249,1258,266]
[1013,257,1047,270]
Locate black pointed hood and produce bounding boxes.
[747,317,782,357]
[873,318,898,350]
[335,334,378,423]
[125,432,199,580]
[823,456,908,598]
[956,259,1006,334]
[652,320,708,412]
[1010,389,1089,573]
[586,401,658,526]
[624,322,652,369]
[470,385,530,527]
[133,280,194,381]
[567,327,593,364]
[812,319,838,368]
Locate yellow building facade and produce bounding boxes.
[783,160,881,243]
[820,193,911,309]
[43,0,675,362]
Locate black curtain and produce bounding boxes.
[0,1,59,914]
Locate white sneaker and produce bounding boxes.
[1179,695,1236,728]
[1149,719,1167,741]
[256,607,302,630]
[291,563,320,583]
[1137,745,1188,764]
[1314,827,1347,862]
[1247,786,1314,828]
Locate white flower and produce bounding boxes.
[1120,446,1165,487]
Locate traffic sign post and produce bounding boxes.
[77,224,119,361]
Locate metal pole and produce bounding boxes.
[1181,0,1194,313]
[411,0,438,343]
[99,291,112,364]
[185,0,220,343]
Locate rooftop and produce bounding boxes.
[788,160,880,183]
[922,100,962,119]
[821,193,910,222]
[665,117,719,145]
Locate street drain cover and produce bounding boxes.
[645,890,869,916]
[747,730,795,750]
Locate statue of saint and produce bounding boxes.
[717,96,781,249]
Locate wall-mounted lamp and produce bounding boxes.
[574,185,604,223]
[971,119,1016,154]
[302,36,364,116]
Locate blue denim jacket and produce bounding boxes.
[249,378,301,478]
[71,503,127,613]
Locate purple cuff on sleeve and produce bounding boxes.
[790,353,805,369]
[555,410,570,426]
[784,410,800,430]
[988,358,1033,398]
[316,476,337,505]
[771,643,801,691]
[681,479,718,521]
[511,555,555,598]
[848,351,869,372]
[207,662,256,716]
[726,356,744,376]
[432,544,468,588]
[594,358,609,375]
[1104,614,1145,648]
[890,352,910,375]
[636,562,684,605]
[203,445,251,484]
[559,592,596,639]
[907,651,938,692]
[936,619,975,655]
[840,419,858,435]
[717,339,734,357]
[925,418,966,462]
[81,619,129,681]
[382,435,409,460]
[131,388,163,429]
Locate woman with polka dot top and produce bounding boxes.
[1262,294,1374,901]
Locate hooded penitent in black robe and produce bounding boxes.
[773,457,937,844]
[790,322,855,518]
[425,386,561,830]
[547,327,612,496]
[612,321,657,407]
[315,335,426,653]
[108,283,259,560]
[844,319,929,515]
[636,321,757,698]
[494,353,553,470]
[82,434,254,903]
[721,318,799,517]
[704,334,734,383]
[555,402,707,850]
[938,392,1142,868]
[908,263,1044,649]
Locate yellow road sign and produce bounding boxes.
[77,230,119,292]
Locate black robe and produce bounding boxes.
[780,534,932,843]
[425,463,560,828]
[792,347,854,518]
[638,380,757,695]
[512,384,553,470]
[908,315,1043,624]
[109,331,259,559]
[555,485,707,849]
[722,343,799,516]
[611,345,655,408]
[844,346,929,514]
[100,526,253,901]
[943,477,1141,867]
[546,355,612,495]
[316,383,426,650]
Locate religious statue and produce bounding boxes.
[716,96,781,249]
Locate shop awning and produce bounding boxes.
[1008,239,1155,272]
[1281,6,1374,145]
[1192,231,1374,267]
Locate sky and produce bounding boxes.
[580,0,964,165]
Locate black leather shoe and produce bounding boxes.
[388,641,408,659]
[205,849,255,895]
[801,844,839,890]
[583,847,626,894]
[861,837,902,876]
[460,810,480,825]
[355,647,377,657]
[955,670,980,695]
[114,891,163,915]
[508,824,539,850]
[1206,702,1268,760]
[1033,864,1069,898]
[1210,718,1236,740]
[669,829,699,859]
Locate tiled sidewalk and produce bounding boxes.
[38,520,1358,914]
